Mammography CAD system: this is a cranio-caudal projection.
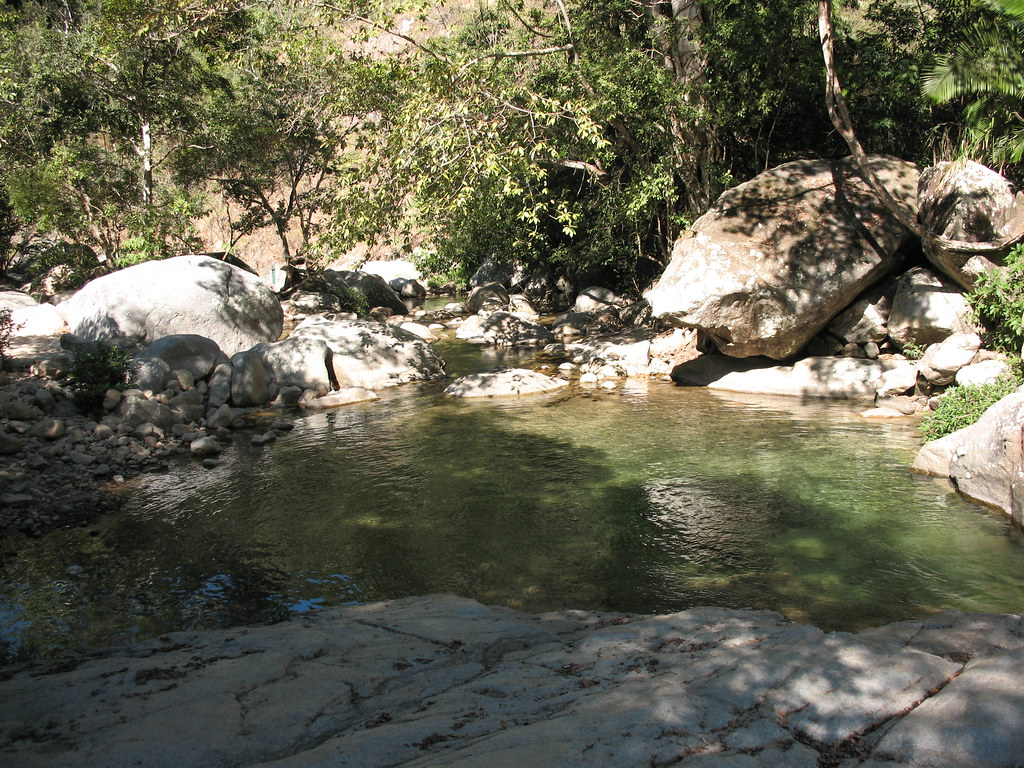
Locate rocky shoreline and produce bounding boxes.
[1,594,1022,768]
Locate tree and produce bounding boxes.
[922,0,1024,172]
[0,0,248,263]
[183,5,391,268]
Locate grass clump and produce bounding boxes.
[67,342,134,413]
[920,375,1021,441]
[0,308,17,363]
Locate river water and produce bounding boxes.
[2,335,1023,662]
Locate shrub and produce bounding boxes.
[919,375,1022,441]
[66,342,134,413]
[968,243,1024,352]
[0,308,16,362]
[336,284,370,316]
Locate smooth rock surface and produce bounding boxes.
[292,316,445,389]
[57,255,283,355]
[912,391,1024,525]
[703,356,906,400]
[888,267,980,349]
[1,595,1021,768]
[456,311,555,347]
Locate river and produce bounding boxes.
[2,333,1023,662]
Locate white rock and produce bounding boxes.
[444,369,569,398]
[955,359,1012,387]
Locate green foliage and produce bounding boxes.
[336,284,370,316]
[67,342,134,413]
[0,307,17,363]
[900,341,928,360]
[0,0,245,260]
[27,241,101,294]
[920,374,1022,440]
[968,243,1024,351]
[922,0,1024,172]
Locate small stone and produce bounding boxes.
[102,389,123,411]
[190,436,221,456]
[206,403,235,430]
[0,432,25,455]
[251,431,277,446]
[1,493,34,508]
[33,389,57,413]
[202,458,222,469]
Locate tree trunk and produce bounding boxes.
[140,119,154,206]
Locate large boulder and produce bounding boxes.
[249,334,335,395]
[912,391,1024,526]
[466,283,510,314]
[455,311,554,347]
[0,290,38,312]
[308,269,407,315]
[919,160,1021,289]
[359,259,422,284]
[281,316,445,389]
[136,335,225,381]
[573,286,620,313]
[56,255,282,356]
[2,300,68,368]
[645,156,918,359]
[887,267,980,349]
[674,354,907,399]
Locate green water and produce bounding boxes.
[2,338,1023,662]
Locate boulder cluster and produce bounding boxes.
[644,157,1014,362]
[0,256,448,536]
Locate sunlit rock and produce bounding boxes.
[57,255,282,356]
[887,267,980,349]
[445,368,568,398]
[645,156,917,359]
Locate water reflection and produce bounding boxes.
[2,355,1023,662]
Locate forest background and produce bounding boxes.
[0,0,1020,296]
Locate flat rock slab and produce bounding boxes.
[1,595,1022,768]
[676,355,907,400]
[445,369,569,398]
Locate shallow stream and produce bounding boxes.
[2,335,1023,662]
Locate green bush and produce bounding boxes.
[66,342,134,413]
[336,284,369,316]
[0,307,16,362]
[968,244,1024,352]
[919,375,1022,441]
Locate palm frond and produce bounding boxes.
[985,0,1024,21]
[922,22,1024,102]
